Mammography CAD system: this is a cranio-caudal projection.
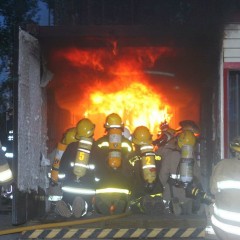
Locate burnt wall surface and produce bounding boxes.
[34,22,223,89]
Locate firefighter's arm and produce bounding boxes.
[50,142,67,184]
[209,163,221,195]
[210,159,229,195]
[128,155,141,167]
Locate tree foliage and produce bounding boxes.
[0,0,39,71]
[0,0,39,141]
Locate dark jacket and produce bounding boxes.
[91,135,133,190]
[128,146,162,199]
[59,141,95,189]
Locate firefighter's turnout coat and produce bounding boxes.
[158,141,201,214]
[59,141,96,206]
[210,157,240,240]
[91,135,133,215]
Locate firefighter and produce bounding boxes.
[49,127,78,188]
[129,126,164,215]
[48,127,78,204]
[210,136,240,240]
[179,120,200,136]
[0,138,13,201]
[92,113,133,215]
[49,118,96,218]
[179,120,201,167]
[159,129,202,215]
[154,121,177,160]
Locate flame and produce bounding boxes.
[84,80,172,138]
[48,45,198,141]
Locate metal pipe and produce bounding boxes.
[0,212,131,236]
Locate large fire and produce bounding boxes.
[84,80,172,139]
[48,44,185,140]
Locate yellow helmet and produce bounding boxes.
[62,127,77,145]
[104,113,123,129]
[75,118,95,139]
[132,126,152,145]
[177,130,196,148]
[230,136,240,152]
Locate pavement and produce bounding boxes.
[0,197,218,240]
[0,197,12,226]
[0,198,18,240]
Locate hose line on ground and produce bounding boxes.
[0,212,131,236]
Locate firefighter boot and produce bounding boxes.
[170,197,182,216]
[151,195,165,215]
[55,200,72,218]
[181,199,193,215]
[72,196,87,218]
[140,195,165,215]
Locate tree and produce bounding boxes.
[0,0,39,142]
[0,0,39,73]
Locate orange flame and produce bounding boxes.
[49,45,179,140]
[84,80,172,139]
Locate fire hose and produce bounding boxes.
[0,212,131,236]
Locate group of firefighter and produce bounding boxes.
[47,113,211,218]
[1,113,240,239]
